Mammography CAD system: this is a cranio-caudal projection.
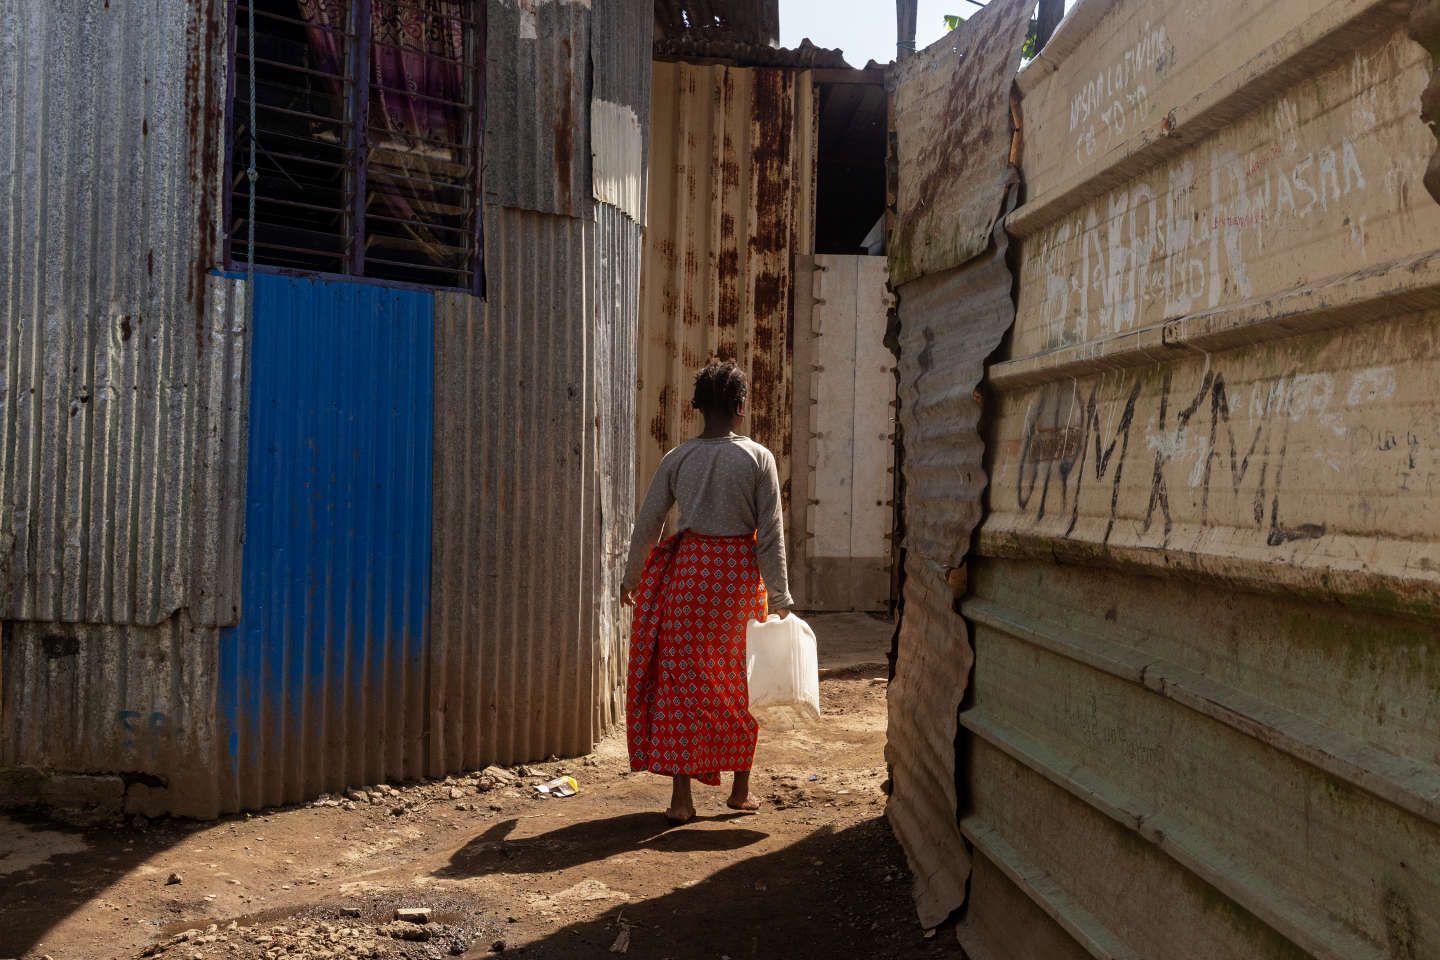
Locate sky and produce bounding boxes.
[779,0,1071,69]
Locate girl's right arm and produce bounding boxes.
[621,456,677,601]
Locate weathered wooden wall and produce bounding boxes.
[886,0,1440,955]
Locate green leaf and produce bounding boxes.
[1020,18,1038,60]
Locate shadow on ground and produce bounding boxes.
[449,816,963,960]
[439,812,768,878]
[0,813,201,959]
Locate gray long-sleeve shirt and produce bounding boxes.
[622,434,794,610]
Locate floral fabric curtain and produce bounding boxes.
[296,0,473,269]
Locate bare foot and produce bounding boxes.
[664,805,696,824]
[727,771,760,812]
[667,775,695,824]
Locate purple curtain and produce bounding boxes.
[297,0,473,266]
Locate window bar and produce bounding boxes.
[349,0,372,276]
[223,0,239,266]
[470,2,487,297]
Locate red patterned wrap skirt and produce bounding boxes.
[626,531,768,785]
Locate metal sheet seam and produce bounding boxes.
[962,712,1389,960]
[960,816,1143,960]
[963,597,1440,825]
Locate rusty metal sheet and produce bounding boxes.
[884,230,1016,928]
[883,553,974,929]
[653,0,778,44]
[636,62,814,507]
[1,615,221,819]
[949,0,1440,955]
[887,0,1034,286]
[485,0,592,217]
[653,36,850,69]
[591,202,643,739]
[893,229,1016,571]
[429,203,636,773]
[0,0,241,630]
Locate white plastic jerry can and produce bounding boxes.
[745,613,821,720]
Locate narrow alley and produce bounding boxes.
[3,617,959,960]
[5,0,1440,957]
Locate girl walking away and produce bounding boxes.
[622,359,794,825]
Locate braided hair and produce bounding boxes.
[691,358,748,419]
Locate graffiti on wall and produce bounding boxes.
[1008,318,1440,551]
[1021,38,1429,353]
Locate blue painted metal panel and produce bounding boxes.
[219,273,434,812]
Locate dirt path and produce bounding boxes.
[2,617,961,960]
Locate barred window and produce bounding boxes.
[231,0,484,290]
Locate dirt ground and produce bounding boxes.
[1,614,962,960]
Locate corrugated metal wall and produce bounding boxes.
[2,615,221,818]
[430,209,602,768]
[592,0,652,222]
[485,0,593,217]
[887,0,1440,954]
[592,202,644,737]
[428,204,639,773]
[0,0,239,629]
[218,275,434,813]
[427,0,649,775]
[637,60,815,507]
[0,0,240,819]
[3,0,651,818]
[881,0,1035,930]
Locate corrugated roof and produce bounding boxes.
[0,0,243,628]
[654,0,778,44]
[653,36,850,68]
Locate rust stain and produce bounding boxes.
[722,154,741,189]
[751,272,786,324]
[183,0,223,341]
[649,385,673,447]
[553,34,576,211]
[889,0,1032,284]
